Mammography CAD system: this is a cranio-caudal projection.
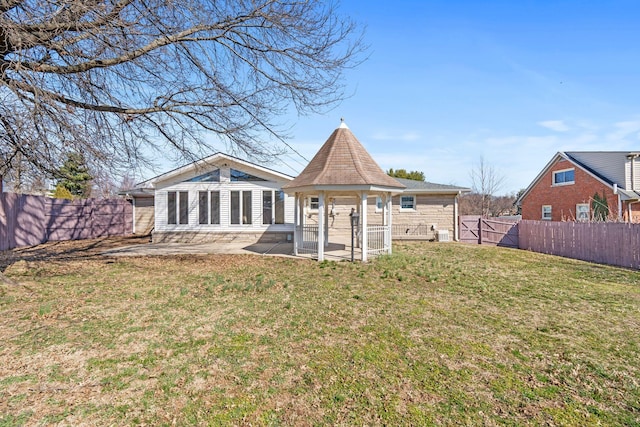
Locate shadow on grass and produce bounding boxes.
[0,234,151,271]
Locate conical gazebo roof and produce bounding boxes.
[283,122,405,192]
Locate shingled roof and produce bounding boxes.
[283,122,405,192]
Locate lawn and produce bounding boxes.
[1,241,639,425]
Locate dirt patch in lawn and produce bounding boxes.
[0,235,151,271]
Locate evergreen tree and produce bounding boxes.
[591,191,609,221]
[387,168,425,181]
[56,153,93,199]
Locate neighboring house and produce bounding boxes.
[123,127,470,244]
[516,151,640,222]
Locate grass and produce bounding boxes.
[1,242,639,425]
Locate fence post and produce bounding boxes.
[478,217,482,244]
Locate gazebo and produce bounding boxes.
[282,121,405,261]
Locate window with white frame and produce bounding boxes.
[542,205,552,220]
[400,195,415,210]
[553,168,575,186]
[576,203,589,221]
[230,190,252,225]
[308,196,319,211]
[198,191,220,225]
[263,190,285,225]
[167,191,189,225]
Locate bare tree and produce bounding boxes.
[469,156,505,217]
[0,0,364,179]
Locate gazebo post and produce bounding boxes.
[317,191,325,261]
[323,196,329,247]
[355,195,361,248]
[361,192,368,262]
[293,193,299,256]
[386,192,393,254]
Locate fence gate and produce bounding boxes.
[480,218,519,248]
[459,216,519,248]
[459,215,481,244]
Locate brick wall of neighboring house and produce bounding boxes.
[627,202,640,222]
[521,158,618,221]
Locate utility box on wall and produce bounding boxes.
[436,229,450,242]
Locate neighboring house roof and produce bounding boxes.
[282,122,405,193]
[394,177,470,194]
[135,152,294,189]
[516,151,640,206]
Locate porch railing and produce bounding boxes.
[296,225,319,255]
[367,225,390,256]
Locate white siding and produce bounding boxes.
[567,152,628,188]
[154,165,294,234]
[631,157,640,191]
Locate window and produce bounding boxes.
[576,203,589,221]
[231,190,252,225]
[167,192,176,224]
[243,191,252,224]
[376,196,383,212]
[400,195,415,210]
[187,170,220,182]
[179,191,188,224]
[309,197,319,211]
[167,191,188,225]
[263,191,272,225]
[198,191,208,224]
[230,169,266,182]
[210,191,220,225]
[231,191,240,224]
[553,168,575,185]
[262,190,286,225]
[542,205,552,220]
[198,191,220,225]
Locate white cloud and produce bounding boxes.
[538,120,570,132]
[606,119,640,141]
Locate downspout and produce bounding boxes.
[613,184,622,222]
[132,196,136,234]
[454,191,460,241]
[626,154,639,222]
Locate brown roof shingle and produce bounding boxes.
[283,123,405,190]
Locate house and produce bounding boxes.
[516,151,640,222]
[127,152,296,243]
[123,123,471,245]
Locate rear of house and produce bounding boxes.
[124,153,470,244]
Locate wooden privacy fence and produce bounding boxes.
[519,220,640,270]
[459,216,519,248]
[0,192,133,251]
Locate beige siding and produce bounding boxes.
[134,196,155,235]
[392,194,456,238]
[301,194,458,239]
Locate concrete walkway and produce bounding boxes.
[102,241,296,257]
[102,240,360,261]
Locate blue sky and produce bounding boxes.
[263,0,640,194]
